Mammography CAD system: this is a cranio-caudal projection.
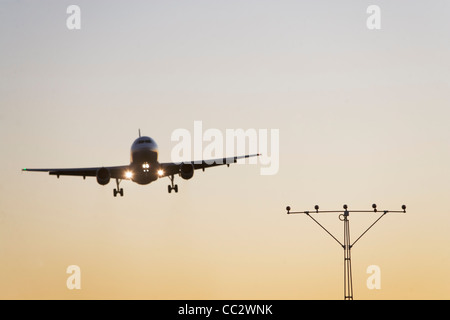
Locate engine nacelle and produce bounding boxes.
[179,163,194,180]
[96,167,111,185]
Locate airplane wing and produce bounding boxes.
[159,154,260,177]
[22,165,131,180]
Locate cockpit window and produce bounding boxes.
[138,139,153,144]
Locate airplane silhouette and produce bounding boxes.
[23,131,260,196]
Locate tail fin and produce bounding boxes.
[138,129,141,137]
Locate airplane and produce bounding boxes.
[22,130,260,197]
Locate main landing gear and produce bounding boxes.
[113,178,124,197]
[168,174,178,193]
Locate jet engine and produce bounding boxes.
[179,163,194,180]
[96,167,111,185]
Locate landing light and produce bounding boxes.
[142,163,150,173]
[157,169,164,176]
[125,171,133,179]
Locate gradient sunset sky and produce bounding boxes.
[1,0,449,299]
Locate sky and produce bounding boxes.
[0,0,449,299]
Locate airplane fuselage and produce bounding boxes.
[129,136,159,185]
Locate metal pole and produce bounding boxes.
[286,204,405,300]
[342,211,353,300]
